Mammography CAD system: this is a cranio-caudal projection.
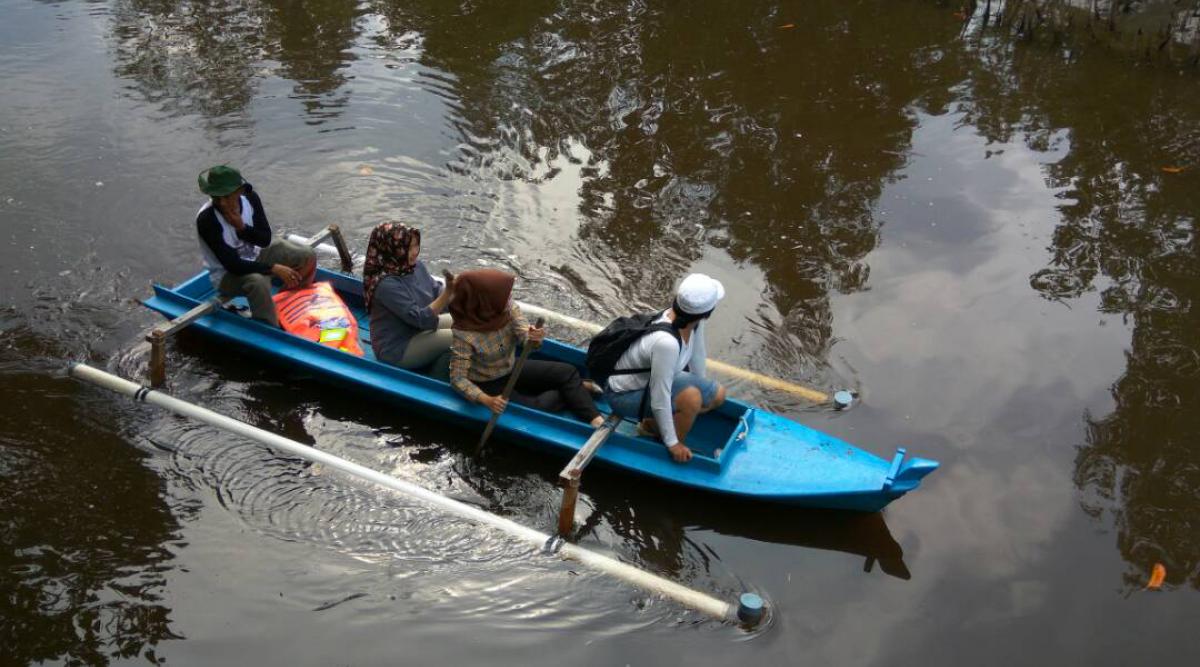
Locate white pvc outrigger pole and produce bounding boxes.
[68,363,764,625]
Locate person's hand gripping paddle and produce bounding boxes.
[475,317,545,455]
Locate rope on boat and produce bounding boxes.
[68,363,753,624]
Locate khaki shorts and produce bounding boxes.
[218,239,316,327]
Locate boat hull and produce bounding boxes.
[143,268,938,511]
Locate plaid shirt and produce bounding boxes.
[450,303,530,403]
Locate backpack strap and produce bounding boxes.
[605,323,680,378]
[616,323,682,421]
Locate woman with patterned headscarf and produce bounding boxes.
[364,221,454,369]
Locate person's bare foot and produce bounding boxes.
[590,415,605,428]
[636,418,660,438]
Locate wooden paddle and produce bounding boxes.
[475,317,544,455]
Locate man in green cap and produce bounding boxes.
[196,165,316,328]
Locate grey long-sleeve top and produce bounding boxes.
[368,261,442,365]
[606,312,708,447]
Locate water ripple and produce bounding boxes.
[126,390,744,632]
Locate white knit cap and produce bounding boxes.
[675,273,726,315]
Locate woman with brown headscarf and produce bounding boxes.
[448,269,604,427]
[364,222,454,369]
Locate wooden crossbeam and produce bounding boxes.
[558,414,621,482]
[326,224,355,273]
[146,298,224,340]
[556,415,621,537]
[306,227,333,247]
[305,224,354,272]
[145,296,228,387]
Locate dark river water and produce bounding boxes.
[2,0,1199,664]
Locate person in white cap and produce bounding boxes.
[602,273,728,463]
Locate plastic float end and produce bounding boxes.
[833,390,855,410]
[737,593,765,625]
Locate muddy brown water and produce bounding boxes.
[2,0,1198,664]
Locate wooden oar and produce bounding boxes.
[475,317,545,455]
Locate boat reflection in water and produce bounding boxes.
[155,305,913,587]
[568,479,911,583]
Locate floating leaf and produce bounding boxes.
[1146,563,1166,590]
[778,23,795,29]
[358,165,374,176]
[1160,166,1185,174]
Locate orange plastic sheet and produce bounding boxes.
[272,281,364,356]
[1146,563,1166,590]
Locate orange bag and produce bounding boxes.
[272,281,364,356]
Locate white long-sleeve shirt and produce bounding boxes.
[606,311,708,447]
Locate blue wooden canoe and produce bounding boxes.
[144,268,938,511]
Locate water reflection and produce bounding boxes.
[102,0,982,390]
[96,0,1200,599]
[965,0,1200,67]
[0,363,181,665]
[262,0,362,122]
[111,0,267,120]
[119,330,912,613]
[578,490,910,582]
[96,0,938,598]
[363,0,970,387]
[110,0,361,123]
[963,36,1200,588]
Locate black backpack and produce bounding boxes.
[585,312,681,387]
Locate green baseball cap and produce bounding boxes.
[198,165,245,196]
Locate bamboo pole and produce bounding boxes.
[514,302,830,403]
[288,233,832,403]
[68,363,742,623]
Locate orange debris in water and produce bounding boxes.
[1146,563,1166,590]
[778,24,795,29]
[1161,166,1185,174]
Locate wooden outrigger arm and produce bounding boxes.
[556,414,621,538]
[304,223,355,273]
[145,297,226,387]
